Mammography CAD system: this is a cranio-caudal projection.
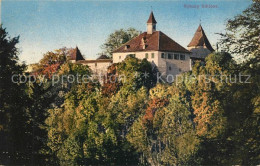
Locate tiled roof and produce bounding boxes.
[113,31,190,53]
[97,54,110,60]
[147,11,157,24]
[187,25,214,52]
[159,32,190,53]
[68,47,85,61]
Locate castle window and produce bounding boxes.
[169,66,172,71]
[180,54,185,60]
[161,53,165,58]
[151,53,154,58]
[168,53,173,59]
[119,56,121,59]
[174,54,179,60]
[145,53,149,59]
[95,63,97,67]
[127,54,136,58]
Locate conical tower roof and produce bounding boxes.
[188,24,214,52]
[69,47,85,61]
[147,11,157,24]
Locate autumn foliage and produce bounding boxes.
[142,98,169,127]
[101,64,121,96]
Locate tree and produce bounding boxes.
[126,51,259,165]
[33,47,70,78]
[102,56,157,97]
[45,63,97,165]
[101,64,122,97]
[218,1,260,63]
[26,82,57,165]
[45,56,158,165]
[0,25,29,164]
[116,56,157,91]
[28,50,93,165]
[216,1,260,163]
[100,28,139,57]
[127,83,200,165]
[189,52,260,165]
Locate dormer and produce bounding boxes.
[141,37,147,49]
[124,45,130,50]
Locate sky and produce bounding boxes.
[1,0,252,64]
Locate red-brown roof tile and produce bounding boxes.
[68,47,85,61]
[188,25,214,52]
[147,11,157,24]
[113,31,190,53]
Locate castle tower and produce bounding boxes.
[147,11,157,34]
[67,46,85,63]
[187,24,214,59]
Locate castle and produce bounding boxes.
[71,12,214,77]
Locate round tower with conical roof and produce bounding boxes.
[187,24,214,59]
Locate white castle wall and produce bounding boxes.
[157,51,191,77]
[113,51,159,65]
[113,51,191,77]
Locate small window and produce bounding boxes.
[95,63,97,67]
[119,56,121,59]
[127,54,136,58]
[168,53,173,59]
[145,53,149,59]
[174,54,179,60]
[161,53,165,58]
[151,53,154,58]
[125,45,130,50]
[180,54,185,60]
[153,25,156,29]
[169,66,172,71]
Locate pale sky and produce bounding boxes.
[1,0,252,64]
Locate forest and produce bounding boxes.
[0,1,259,165]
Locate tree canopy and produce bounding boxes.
[100,28,139,57]
[218,1,260,63]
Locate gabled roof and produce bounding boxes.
[68,47,85,61]
[113,31,190,53]
[147,11,157,24]
[188,25,214,52]
[97,54,110,60]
